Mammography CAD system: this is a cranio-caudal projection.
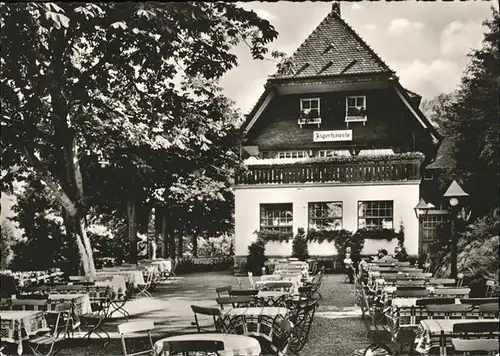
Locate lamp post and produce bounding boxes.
[443,180,469,279]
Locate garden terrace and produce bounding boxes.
[236,153,424,185]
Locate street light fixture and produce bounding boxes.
[413,198,435,219]
[443,180,469,279]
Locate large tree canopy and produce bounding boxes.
[0,2,279,274]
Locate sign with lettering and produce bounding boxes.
[313,130,352,142]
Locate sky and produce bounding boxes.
[220,0,497,114]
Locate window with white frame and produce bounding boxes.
[358,149,395,156]
[346,96,366,117]
[260,203,293,233]
[358,200,393,230]
[421,214,445,240]
[277,151,309,159]
[317,149,351,158]
[300,98,320,118]
[308,202,343,231]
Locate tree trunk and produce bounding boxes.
[177,234,183,258]
[147,207,156,259]
[127,193,137,264]
[192,235,198,258]
[161,211,168,258]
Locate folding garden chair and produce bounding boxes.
[215,285,232,299]
[433,287,471,298]
[190,305,223,333]
[164,340,225,356]
[289,299,318,353]
[451,338,499,356]
[228,289,259,297]
[485,280,496,297]
[247,272,256,289]
[308,260,318,275]
[136,269,154,298]
[28,303,72,356]
[478,303,500,319]
[117,320,155,356]
[456,273,464,287]
[216,296,253,309]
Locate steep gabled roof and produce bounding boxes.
[270,8,393,80]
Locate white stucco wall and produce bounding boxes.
[234,181,421,257]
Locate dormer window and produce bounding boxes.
[298,98,321,128]
[345,96,367,127]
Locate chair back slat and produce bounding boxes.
[191,305,221,316]
[415,298,455,306]
[452,321,500,334]
[229,289,259,297]
[460,298,498,306]
[394,289,430,298]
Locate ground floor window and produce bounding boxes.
[260,203,293,233]
[358,200,393,230]
[308,202,343,230]
[421,214,446,240]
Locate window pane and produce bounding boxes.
[347,97,355,106]
[358,201,393,230]
[260,203,293,233]
[356,97,365,107]
[310,100,319,109]
[301,100,310,109]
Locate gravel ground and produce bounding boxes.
[2,273,369,356]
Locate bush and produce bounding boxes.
[175,256,234,274]
[337,230,364,262]
[291,228,309,261]
[246,238,266,276]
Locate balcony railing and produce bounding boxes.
[236,159,422,185]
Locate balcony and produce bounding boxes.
[236,153,424,185]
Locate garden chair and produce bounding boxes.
[478,303,500,319]
[456,273,464,287]
[395,279,425,286]
[459,297,498,306]
[228,289,259,297]
[308,260,318,275]
[216,296,253,309]
[288,299,318,353]
[136,269,154,298]
[451,338,499,356]
[164,340,225,356]
[425,304,472,320]
[215,285,232,299]
[271,319,293,356]
[415,298,455,306]
[11,299,48,311]
[28,303,72,356]
[190,305,223,333]
[428,278,455,286]
[433,287,471,298]
[452,321,500,339]
[262,281,293,293]
[247,272,256,289]
[307,267,325,299]
[485,280,496,297]
[393,289,430,298]
[117,320,155,356]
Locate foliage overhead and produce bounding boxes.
[0,2,280,270]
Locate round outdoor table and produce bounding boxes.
[154,333,261,356]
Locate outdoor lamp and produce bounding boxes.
[443,180,469,279]
[413,198,435,219]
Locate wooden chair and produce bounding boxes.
[433,287,470,298]
[289,300,318,353]
[453,321,500,342]
[136,270,154,297]
[215,285,232,299]
[485,280,496,297]
[428,278,456,286]
[28,303,72,356]
[117,321,155,356]
[164,340,225,356]
[451,338,499,356]
[247,272,255,289]
[11,299,48,311]
[228,289,259,297]
[415,298,455,306]
[460,298,498,306]
[216,296,253,309]
[393,289,430,298]
[190,305,222,333]
[478,303,500,319]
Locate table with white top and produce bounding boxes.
[96,270,145,287]
[154,333,261,356]
[0,310,49,355]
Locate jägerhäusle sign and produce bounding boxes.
[313,130,352,142]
